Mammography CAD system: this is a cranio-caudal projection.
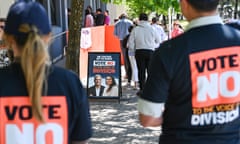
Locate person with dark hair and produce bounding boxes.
[84,8,94,27]
[103,76,119,96]
[151,17,167,48]
[122,25,139,89]
[128,13,160,96]
[122,25,134,87]
[0,1,92,143]
[87,5,95,21]
[95,8,105,26]
[138,0,240,144]
[104,10,110,25]
[87,5,93,14]
[126,25,139,90]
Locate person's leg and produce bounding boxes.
[125,48,132,84]
[141,51,149,90]
[135,50,154,92]
[135,50,145,91]
[142,50,154,89]
[130,56,139,90]
[146,51,154,74]
[120,40,129,78]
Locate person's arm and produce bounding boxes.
[139,113,163,127]
[138,98,164,127]
[113,23,118,37]
[128,29,135,52]
[90,15,94,27]
[154,28,161,46]
[160,26,168,42]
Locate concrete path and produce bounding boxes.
[88,82,161,144]
[54,57,161,143]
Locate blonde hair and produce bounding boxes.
[5,24,50,122]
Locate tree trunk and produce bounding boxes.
[66,0,84,74]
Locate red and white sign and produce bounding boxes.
[0,96,68,144]
[189,47,240,108]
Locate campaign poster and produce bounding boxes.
[87,52,121,99]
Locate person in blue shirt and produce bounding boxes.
[138,0,240,144]
[0,1,92,144]
[114,14,133,83]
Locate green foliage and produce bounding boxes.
[101,0,123,4]
[101,0,181,17]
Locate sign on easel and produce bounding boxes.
[87,52,121,100]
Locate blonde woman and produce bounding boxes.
[0,2,92,144]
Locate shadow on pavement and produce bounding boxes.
[89,84,161,144]
[54,56,161,143]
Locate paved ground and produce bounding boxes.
[55,57,161,144]
[89,83,161,144]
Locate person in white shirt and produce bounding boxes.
[151,17,167,49]
[128,13,161,96]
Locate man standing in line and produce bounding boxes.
[88,74,105,96]
[114,13,133,81]
[151,17,167,49]
[138,0,240,144]
[128,13,160,96]
[95,8,105,26]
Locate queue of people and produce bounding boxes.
[128,13,161,96]
[2,0,240,144]
[115,13,168,95]
[84,6,111,27]
[114,13,133,85]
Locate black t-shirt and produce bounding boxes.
[95,13,105,26]
[142,24,240,144]
[0,63,92,143]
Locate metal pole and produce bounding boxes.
[234,0,238,19]
[47,0,51,24]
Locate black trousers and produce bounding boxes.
[120,40,131,82]
[135,49,154,90]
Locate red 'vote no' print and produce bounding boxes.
[0,96,68,144]
[189,46,240,108]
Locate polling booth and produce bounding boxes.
[79,25,123,86]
